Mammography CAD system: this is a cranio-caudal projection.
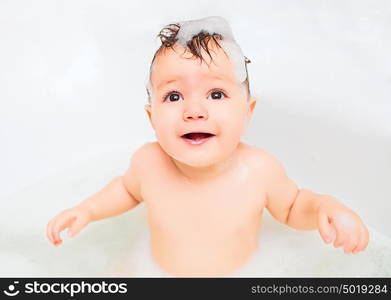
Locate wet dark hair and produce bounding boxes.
[146,22,251,103]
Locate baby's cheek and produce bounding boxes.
[228,114,247,136]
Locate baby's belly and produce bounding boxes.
[147,212,262,277]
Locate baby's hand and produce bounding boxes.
[46,204,92,246]
[317,197,369,254]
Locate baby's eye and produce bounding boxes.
[163,89,227,102]
[163,91,182,102]
[207,90,227,100]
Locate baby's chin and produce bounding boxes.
[166,147,224,168]
[170,147,241,170]
[170,151,220,168]
[157,137,240,168]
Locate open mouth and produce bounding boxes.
[180,132,216,145]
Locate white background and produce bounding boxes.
[0,0,390,237]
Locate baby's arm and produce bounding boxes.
[262,154,318,229]
[263,152,369,254]
[46,146,144,246]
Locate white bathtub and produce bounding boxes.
[1,0,391,278]
[1,143,390,277]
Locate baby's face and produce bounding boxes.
[145,43,256,167]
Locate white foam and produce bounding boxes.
[176,16,247,84]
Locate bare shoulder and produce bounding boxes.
[122,142,160,202]
[239,142,281,173]
[134,141,168,165]
[239,142,288,191]
[131,141,160,160]
[129,141,167,164]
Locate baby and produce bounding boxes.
[46,16,369,277]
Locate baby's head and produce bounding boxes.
[145,16,256,167]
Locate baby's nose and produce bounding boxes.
[183,106,209,121]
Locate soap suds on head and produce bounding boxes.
[146,16,251,103]
[175,16,248,83]
[175,16,234,48]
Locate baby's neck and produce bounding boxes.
[170,143,243,182]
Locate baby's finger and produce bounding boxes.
[332,221,347,248]
[343,230,359,254]
[48,215,64,245]
[352,225,369,254]
[329,224,336,244]
[318,213,334,243]
[351,226,364,254]
[53,215,76,244]
[51,221,62,245]
[48,218,58,245]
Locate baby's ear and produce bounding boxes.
[247,96,257,118]
[144,104,154,128]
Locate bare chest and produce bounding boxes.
[140,160,266,236]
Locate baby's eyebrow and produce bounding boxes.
[157,79,179,89]
[157,75,226,90]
